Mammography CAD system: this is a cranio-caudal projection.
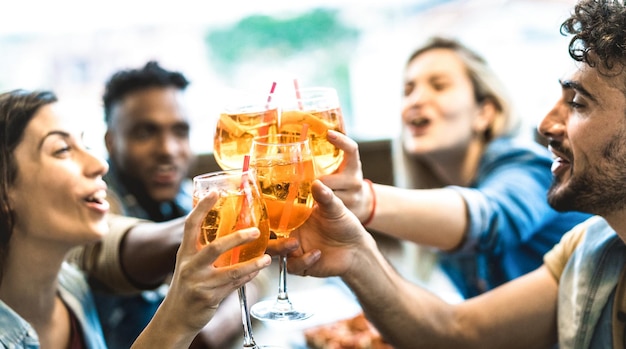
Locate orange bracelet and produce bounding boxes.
[361,179,376,226]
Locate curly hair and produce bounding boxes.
[561,0,626,74]
[102,61,190,126]
[0,89,57,282]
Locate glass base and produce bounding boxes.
[250,299,313,321]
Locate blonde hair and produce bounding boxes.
[394,36,520,189]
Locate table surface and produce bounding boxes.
[227,234,463,349]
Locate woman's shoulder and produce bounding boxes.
[489,135,550,153]
[0,297,38,347]
[484,136,552,163]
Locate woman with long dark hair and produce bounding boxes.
[0,89,270,348]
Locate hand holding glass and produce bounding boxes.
[193,169,279,349]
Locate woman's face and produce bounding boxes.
[401,48,490,157]
[8,103,110,247]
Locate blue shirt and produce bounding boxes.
[93,161,192,349]
[439,137,591,298]
[0,263,107,349]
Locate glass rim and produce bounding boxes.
[220,87,279,112]
[192,168,255,183]
[222,105,278,113]
[283,86,339,110]
[294,86,336,93]
[288,86,338,100]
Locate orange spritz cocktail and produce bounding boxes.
[279,108,344,176]
[252,157,316,238]
[192,169,270,267]
[214,108,278,171]
[248,134,316,321]
[280,87,345,176]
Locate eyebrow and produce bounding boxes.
[559,79,598,103]
[38,130,70,150]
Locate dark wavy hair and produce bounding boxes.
[102,61,190,126]
[561,0,626,76]
[0,89,58,282]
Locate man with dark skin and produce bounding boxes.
[103,61,193,221]
[84,61,268,349]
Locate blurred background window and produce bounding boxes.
[0,0,576,157]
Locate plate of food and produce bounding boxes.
[303,312,394,349]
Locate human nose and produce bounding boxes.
[402,86,428,122]
[537,97,567,143]
[404,86,429,107]
[157,132,183,156]
[84,150,109,177]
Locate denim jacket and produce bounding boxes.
[0,263,107,348]
[440,137,591,297]
[555,216,626,348]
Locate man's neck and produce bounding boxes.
[603,210,626,243]
[107,163,184,222]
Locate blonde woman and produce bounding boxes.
[323,37,590,298]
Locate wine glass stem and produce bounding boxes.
[238,285,260,349]
[277,255,289,301]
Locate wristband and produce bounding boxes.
[361,179,376,226]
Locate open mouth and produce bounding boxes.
[551,157,571,175]
[84,190,109,212]
[548,145,573,177]
[153,165,179,184]
[409,118,430,128]
[85,191,105,204]
[155,164,178,175]
[156,164,176,173]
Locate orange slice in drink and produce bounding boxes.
[218,113,247,137]
[280,110,331,136]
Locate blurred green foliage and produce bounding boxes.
[204,8,360,120]
[205,8,359,62]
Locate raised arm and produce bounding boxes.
[288,180,558,348]
[131,191,272,349]
[119,216,185,286]
[321,131,466,250]
[322,131,569,254]
[69,210,297,293]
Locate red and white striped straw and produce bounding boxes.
[259,82,277,137]
[293,78,303,110]
[265,81,277,110]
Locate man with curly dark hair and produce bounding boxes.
[285,0,626,347]
[102,61,194,222]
